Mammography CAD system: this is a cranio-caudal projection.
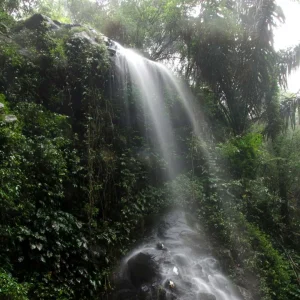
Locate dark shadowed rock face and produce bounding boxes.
[22,14,61,30]
[128,252,160,287]
[112,210,251,300]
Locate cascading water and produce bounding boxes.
[115,44,182,178]
[112,45,243,300]
[114,210,242,300]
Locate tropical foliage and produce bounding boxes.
[0,0,300,299]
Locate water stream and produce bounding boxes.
[113,210,242,300]
[115,45,181,178]
[112,45,243,300]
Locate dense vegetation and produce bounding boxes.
[0,0,300,299]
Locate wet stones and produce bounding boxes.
[237,286,254,300]
[203,257,220,271]
[167,280,175,289]
[157,221,170,239]
[158,288,167,300]
[22,14,61,31]
[114,211,248,300]
[163,279,181,299]
[156,242,166,250]
[127,252,159,287]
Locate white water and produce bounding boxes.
[113,45,243,300]
[115,211,242,300]
[115,44,181,178]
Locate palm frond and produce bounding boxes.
[278,44,300,88]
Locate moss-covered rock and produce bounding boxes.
[0,13,168,300]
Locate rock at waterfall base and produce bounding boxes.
[127,252,159,287]
[237,286,254,300]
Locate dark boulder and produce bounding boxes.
[113,289,138,300]
[127,252,159,287]
[156,242,165,250]
[22,14,60,30]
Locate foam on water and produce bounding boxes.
[116,210,242,300]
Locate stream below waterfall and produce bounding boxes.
[112,210,245,300]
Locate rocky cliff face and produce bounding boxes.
[0,14,166,299]
[1,14,111,118]
[0,14,260,300]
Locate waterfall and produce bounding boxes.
[112,45,243,300]
[115,44,187,179]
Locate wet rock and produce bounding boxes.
[210,274,230,291]
[164,279,176,290]
[141,285,149,293]
[158,288,167,300]
[156,242,165,250]
[157,221,171,239]
[113,211,243,300]
[73,31,100,45]
[168,280,175,289]
[127,252,159,287]
[113,289,137,300]
[113,276,136,291]
[234,268,258,290]
[139,284,152,300]
[237,286,254,300]
[193,264,209,281]
[232,268,261,299]
[193,264,203,273]
[164,279,179,294]
[198,292,217,300]
[182,280,193,289]
[149,283,168,300]
[23,14,60,30]
[204,257,220,271]
[217,248,235,271]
